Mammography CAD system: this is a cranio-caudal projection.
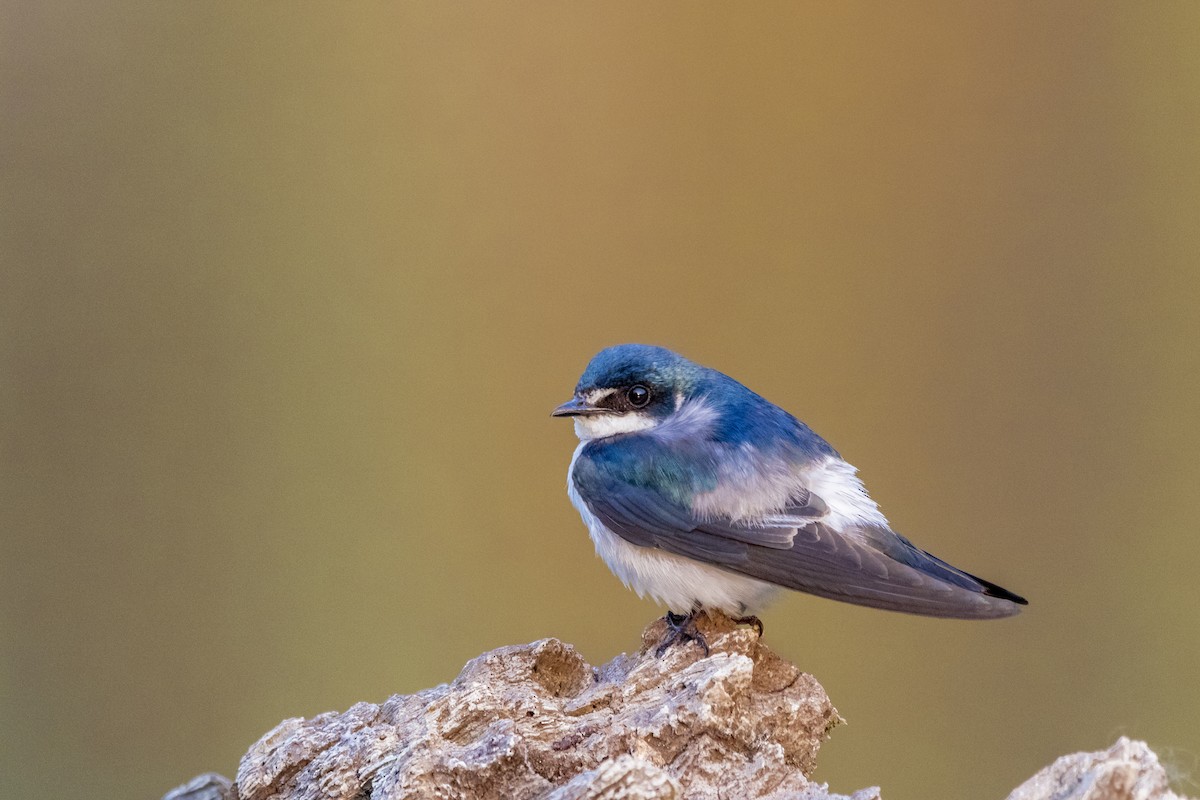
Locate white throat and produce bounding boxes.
[571,394,719,442]
[573,412,658,441]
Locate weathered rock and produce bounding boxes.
[226,613,852,799]
[163,773,234,800]
[1007,737,1193,800]
[161,616,1191,800]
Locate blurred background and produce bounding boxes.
[3,3,1198,799]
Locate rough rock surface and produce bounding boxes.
[171,614,859,800]
[163,615,1192,800]
[163,773,233,800]
[1006,737,1193,800]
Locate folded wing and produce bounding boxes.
[573,445,1026,620]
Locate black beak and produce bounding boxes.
[552,397,605,417]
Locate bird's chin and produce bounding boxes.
[573,412,658,441]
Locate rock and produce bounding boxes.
[1007,737,1193,800]
[227,613,853,799]
[162,773,234,800]
[162,615,1190,800]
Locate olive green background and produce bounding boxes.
[3,4,1198,799]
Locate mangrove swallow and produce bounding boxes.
[553,344,1026,649]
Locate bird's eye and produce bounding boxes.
[626,384,651,408]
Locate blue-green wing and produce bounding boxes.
[572,437,1025,619]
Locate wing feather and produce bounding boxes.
[572,440,1025,620]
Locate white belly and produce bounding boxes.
[567,444,780,615]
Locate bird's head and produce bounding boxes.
[552,344,714,441]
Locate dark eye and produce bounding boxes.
[626,384,651,408]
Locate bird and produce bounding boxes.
[553,344,1026,654]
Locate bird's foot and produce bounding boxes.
[656,610,709,658]
[732,614,764,637]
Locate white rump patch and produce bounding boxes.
[801,457,889,530]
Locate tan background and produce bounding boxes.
[3,4,1198,799]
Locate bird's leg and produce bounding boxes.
[732,614,765,637]
[655,609,710,658]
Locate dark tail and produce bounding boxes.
[732,523,1029,620]
[891,534,1028,609]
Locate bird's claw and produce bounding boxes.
[655,610,710,657]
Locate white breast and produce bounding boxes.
[566,443,780,615]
